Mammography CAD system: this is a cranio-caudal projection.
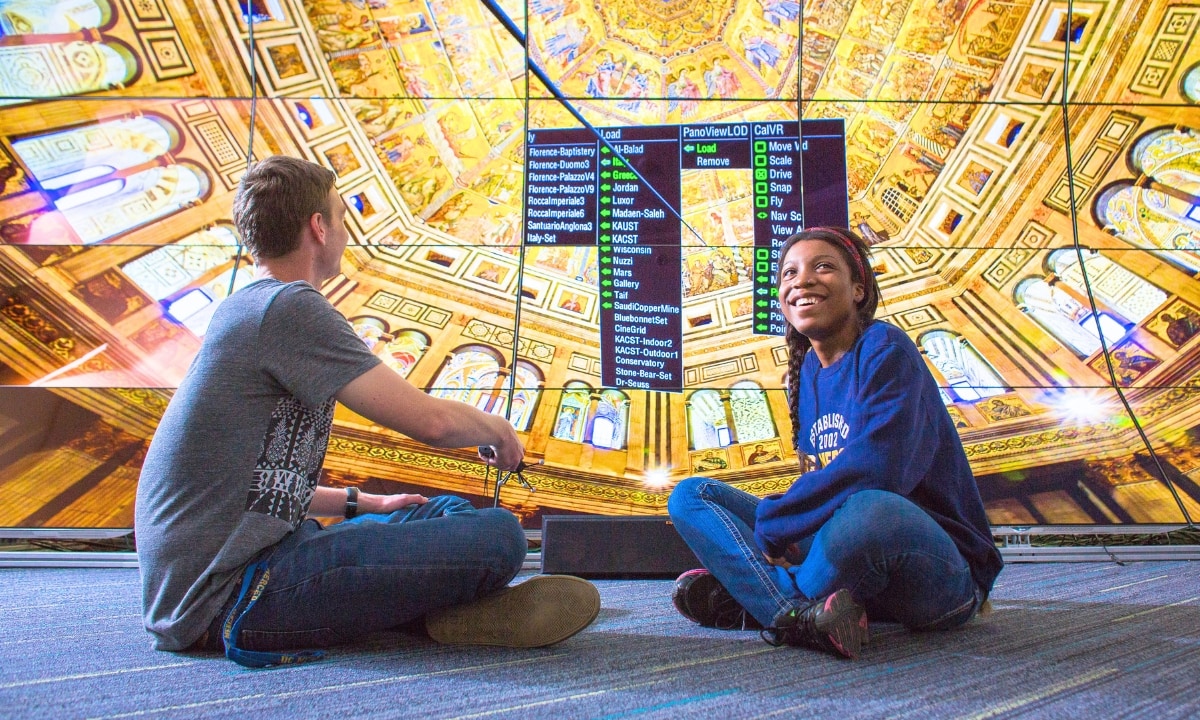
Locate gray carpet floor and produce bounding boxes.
[2,561,1199,719]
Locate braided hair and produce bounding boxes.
[778,226,881,458]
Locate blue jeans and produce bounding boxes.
[667,478,981,630]
[221,495,526,651]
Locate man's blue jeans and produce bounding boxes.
[226,495,526,651]
[667,478,981,630]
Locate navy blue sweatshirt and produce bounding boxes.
[754,320,1003,593]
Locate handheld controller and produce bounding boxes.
[478,446,533,472]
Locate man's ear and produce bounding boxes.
[853,282,865,304]
[308,211,327,245]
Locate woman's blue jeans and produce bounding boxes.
[226,495,527,651]
[667,478,981,630]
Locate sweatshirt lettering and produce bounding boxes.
[809,412,850,451]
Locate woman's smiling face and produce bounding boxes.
[777,238,865,364]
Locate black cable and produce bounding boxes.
[478,0,705,245]
[1101,542,1127,566]
[243,9,258,166]
[795,2,805,233]
[1058,0,1194,529]
[479,447,535,506]
[499,0,534,467]
[475,0,700,505]
[226,8,260,298]
[471,0,535,507]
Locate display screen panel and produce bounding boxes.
[0,0,1198,532]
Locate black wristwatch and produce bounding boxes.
[345,486,360,519]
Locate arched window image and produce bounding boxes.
[1095,181,1200,275]
[590,389,629,450]
[1014,277,1126,357]
[15,115,180,184]
[552,381,590,442]
[429,347,541,430]
[550,383,629,449]
[728,380,777,444]
[921,330,1007,403]
[11,115,209,244]
[430,346,506,410]
[0,1,138,101]
[1094,127,1200,274]
[120,224,250,337]
[0,0,113,33]
[1182,63,1200,104]
[687,388,730,450]
[1047,248,1168,324]
[505,361,543,432]
[348,322,427,377]
[350,316,390,351]
[382,330,429,378]
[154,265,254,336]
[121,225,240,302]
[0,42,136,98]
[1129,127,1200,186]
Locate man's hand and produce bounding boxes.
[476,412,525,472]
[478,441,526,473]
[369,493,428,514]
[308,486,428,517]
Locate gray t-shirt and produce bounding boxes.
[135,279,380,650]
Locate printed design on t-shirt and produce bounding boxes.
[810,412,849,468]
[246,396,334,525]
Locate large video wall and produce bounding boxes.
[0,0,1198,532]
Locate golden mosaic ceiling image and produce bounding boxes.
[0,0,1198,531]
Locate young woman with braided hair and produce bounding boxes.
[668,226,1002,659]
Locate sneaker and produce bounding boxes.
[425,574,600,648]
[672,569,763,630]
[761,588,869,659]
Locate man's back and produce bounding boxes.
[135,279,379,650]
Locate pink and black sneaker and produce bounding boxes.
[762,588,869,659]
[671,569,763,631]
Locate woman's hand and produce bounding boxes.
[763,553,793,569]
[763,543,801,569]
